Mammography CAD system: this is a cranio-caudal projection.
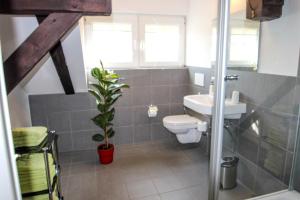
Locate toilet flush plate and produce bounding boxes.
[184,94,246,119]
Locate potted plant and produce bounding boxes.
[89,62,129,164]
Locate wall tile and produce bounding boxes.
[72,130,98,151]
[133,106,150,125]
[287,115,299,152]
[259,75,296,114]
[170,68,189,85]
[70,110,98,131]
[237,128,260,164]
[114,126,134,145]
[151,86,171,105]
[115,107,134,126]
[132,87,151,106]
[48,112,71,132]
[151,123,170,141]
[134,124,151,143]
[57,132,73,152]
[170,85,189,104]
[29,95,48,126]
[170,104,185,115]
[283,152,294,185]
[150,69,171,86]
[258,141,286,179]
[116,89,132,107]
[131,70,151,87]
[254,167,287,195]
[260,109,291,148]
[237,156,257,191]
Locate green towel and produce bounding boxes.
[17,153,56,194]
[23,185,59,200]
[13,127,47,148]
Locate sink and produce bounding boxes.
[184,94,246,119]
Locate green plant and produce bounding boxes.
[89,62,129,149]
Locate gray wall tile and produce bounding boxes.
[170,68,189,85]
[131,70,151,87]
[254,167,287,195]
[237,156,257,191]
[48,112,71,132]
[114,126,134,145]
[57,132,73,152]
[115,107,134,126]
[133,106,150,125]
[70,110,98,131]
[150,69,171,85]
[134,124,151,143]
[151,86,171,105]
[170,85,189,104]
[237,128,259,164]
[151,123,170,140]
[72,130,98,151]
[132,87,151,106]
[258,141,286,179]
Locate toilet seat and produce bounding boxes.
[163,115,201,130]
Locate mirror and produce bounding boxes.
[226,0,300,77]
[228,0,260,71]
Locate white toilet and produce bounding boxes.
[163,114,207,144]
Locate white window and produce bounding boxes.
[83,14,185,69]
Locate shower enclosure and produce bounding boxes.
[210,0,300,199]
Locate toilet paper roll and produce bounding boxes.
[148,105,158,117]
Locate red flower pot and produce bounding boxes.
[97,144,114,164]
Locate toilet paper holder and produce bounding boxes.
[148,105,158,118]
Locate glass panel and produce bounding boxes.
[144,24,180,62]
[218,0,300,199]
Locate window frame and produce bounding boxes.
[84,14,139,69]
[83,14,186,69]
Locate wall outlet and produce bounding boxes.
[195,73,205,86]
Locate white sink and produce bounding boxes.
[184,94,246,119]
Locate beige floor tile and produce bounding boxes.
[153,175,184,193]
[126,180,158,199]
[133,194,161,200]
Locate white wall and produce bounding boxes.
[0,16,33,128]
[185,0,218,68]
[112,0,189,15]
[259,0,300,77]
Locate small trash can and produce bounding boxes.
[220,156,239,190]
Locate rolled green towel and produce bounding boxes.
[13,127,47,148]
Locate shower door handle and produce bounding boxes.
[224,75,239,81]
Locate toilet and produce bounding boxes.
[163,114,207,144]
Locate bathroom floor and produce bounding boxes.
[60,141,253,200]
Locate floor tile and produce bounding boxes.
[126,180,158,199]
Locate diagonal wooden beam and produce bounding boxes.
[4,13,81,94]
[0,0,111,15]
[37,15,75,95]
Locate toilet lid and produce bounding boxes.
[163,115,200,126]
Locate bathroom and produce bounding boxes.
[0,0,300,200]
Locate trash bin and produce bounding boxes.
[220,156,239,190]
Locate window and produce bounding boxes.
[83,15,185,69]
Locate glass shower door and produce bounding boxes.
[210,0,300,199]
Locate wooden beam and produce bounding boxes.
[4,13,81,94]
[37,15,75,95]
[0,0,111,15]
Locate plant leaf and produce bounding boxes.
[107,128,115,138]
[92,134,104,142]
